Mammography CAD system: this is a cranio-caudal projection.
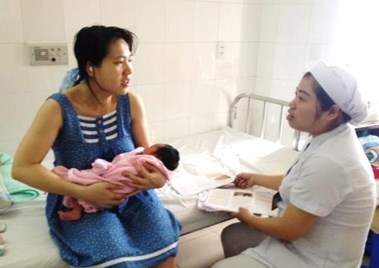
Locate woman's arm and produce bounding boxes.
[12,100,125,207]
[125,91,167,189]
[235,173,284,191]
[12,99,83,196]
[128,91,151,148]
[234,204,318,241]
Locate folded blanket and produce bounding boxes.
[0,153,40,202]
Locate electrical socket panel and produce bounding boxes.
[28,44,68,66]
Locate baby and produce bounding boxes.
[53,144,180,221]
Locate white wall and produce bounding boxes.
[0,0,341,156]
[254,0,340,101]
[0,0,261,156]
[249,0,340,146]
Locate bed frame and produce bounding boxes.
[228,93,301,150]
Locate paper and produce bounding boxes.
[169,169,234,196]
[201,187,276,216]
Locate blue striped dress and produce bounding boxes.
[46,93,181,267]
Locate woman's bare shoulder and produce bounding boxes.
[127,90,143,104]
[128,91,143,109]
[38,98,63,126]
[43,97,62,113]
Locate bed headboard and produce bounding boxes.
[228,93,301,150]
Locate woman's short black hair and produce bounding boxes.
[73,25,137,85]
[303,72,351,123]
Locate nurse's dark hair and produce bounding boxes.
[73,25,137,85]
[303,72,351,123]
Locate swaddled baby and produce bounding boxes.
[53,144,179,221]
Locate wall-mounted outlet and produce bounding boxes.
[28,44,68,66]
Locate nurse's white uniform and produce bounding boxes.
[241,123,376,268]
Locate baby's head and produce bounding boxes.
[143,144,180,171]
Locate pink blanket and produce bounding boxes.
[53,148,170,214]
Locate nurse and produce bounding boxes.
[213,62,377,268]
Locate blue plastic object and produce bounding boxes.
[362,231,379,268]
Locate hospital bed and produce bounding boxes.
[0,93,301,268]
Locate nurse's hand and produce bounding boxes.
[80,182,126,208]
[234,173,256,188]
[123,162,167,190]
[232,207,254,224]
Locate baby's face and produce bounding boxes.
[143,144,164,155]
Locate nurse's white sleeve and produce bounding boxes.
[289,155,353,217]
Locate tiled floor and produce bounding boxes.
[176,219,238,268]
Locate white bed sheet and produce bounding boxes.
[0,127,299,268]
[163,127,298,196]
[0,199,67,268]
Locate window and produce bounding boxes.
[332,0,379,111]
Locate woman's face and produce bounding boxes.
[287,77,327,135]
[92,38,133,95]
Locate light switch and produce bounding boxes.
[28,44,68,66]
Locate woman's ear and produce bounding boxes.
[327,104,342,122]
[86,63,94,77]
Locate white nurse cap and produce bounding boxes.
[309,62,368,125]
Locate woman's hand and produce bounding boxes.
[232,207,255,224]
[80,182,127,208]
[123,162,167,190]
[234,173,256,188]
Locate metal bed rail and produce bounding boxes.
[228,93,301,150]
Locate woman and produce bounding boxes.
[213,62,376,268]
[12,25,180,268]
